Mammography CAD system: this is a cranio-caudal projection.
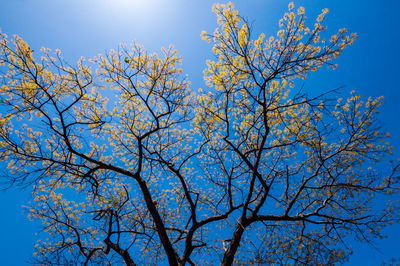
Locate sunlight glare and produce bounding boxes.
[100,0,157,15]
[94,0,170,27]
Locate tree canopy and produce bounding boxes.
[0,2,398,265]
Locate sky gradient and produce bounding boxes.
[0,0,399,264]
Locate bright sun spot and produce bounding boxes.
[103,0,156,11]
[114,0,148,7]
[89,0,174,34]
[96,0,161,21]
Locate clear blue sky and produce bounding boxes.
[0,0,399,265]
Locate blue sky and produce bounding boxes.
[0,0,399,265]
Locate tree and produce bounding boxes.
[0,2,398,265]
